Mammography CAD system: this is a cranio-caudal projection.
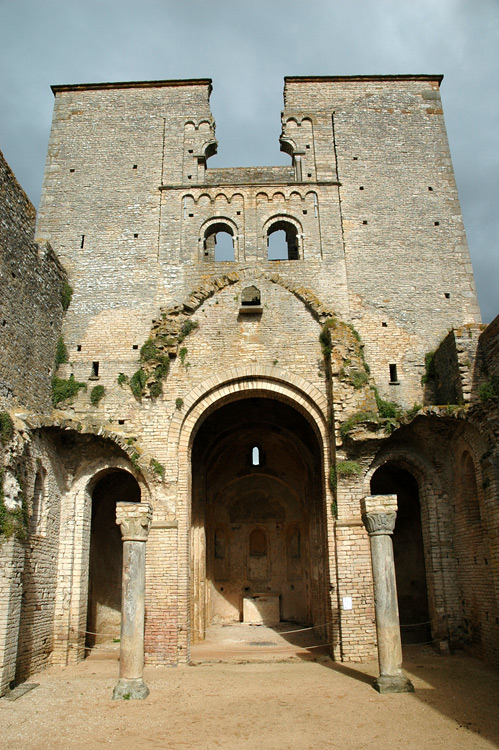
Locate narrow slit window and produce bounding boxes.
[251,446,260,466]
[80,235,85,248]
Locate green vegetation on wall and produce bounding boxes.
[479,375,499,402]
[128,318,199,401]
[150,459,165,479]
[0,468,28,540]
[60,281,73,311]
[90,385,105,405]
[0,412,14,446]
[52,375,86,406]
[421,350,436,385]
[55,335,68,366]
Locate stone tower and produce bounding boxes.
[1,77,497,694]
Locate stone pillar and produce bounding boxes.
[361,495,414,694]
[112,502,153,700]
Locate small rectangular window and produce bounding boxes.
[389,364,398,383]
[91,361,99,377]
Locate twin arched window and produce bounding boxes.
[202,219,300,261]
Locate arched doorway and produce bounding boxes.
[86,469,141,649]
[191,396,327,641]
[370,464,430,644]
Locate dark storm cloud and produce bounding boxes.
[0,0,497,321]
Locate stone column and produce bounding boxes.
[112,502,153,700]
[361,495,414,694]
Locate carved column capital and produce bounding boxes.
[361,494,397,536]
[116,503,153,542]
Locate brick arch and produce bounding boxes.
[171,367,332,652]
[52,456,152,667]
[366,443,451,641]
[169,366,328,466]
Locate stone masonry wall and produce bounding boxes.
[0,149,67,411]
[32,76,487,667]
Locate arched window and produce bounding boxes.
[267,220,299,260]
[251,446,260,466]
[203,222,235,261]
[241,286,261,306]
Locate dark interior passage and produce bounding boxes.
[371,464,430,644]
[191,397,327,641]
[86,469,140,648]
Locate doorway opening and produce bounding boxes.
[370,463,430,644]
[86,469,140,650]
[191,396,327,648]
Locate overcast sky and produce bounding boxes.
[1,0,497,322]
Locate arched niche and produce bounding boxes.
[370,463,430,644]
[86,468,141,649]
[191,396,327,638]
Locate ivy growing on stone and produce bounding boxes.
[128,316,199,401]
[478,375,499,402]
[0,412,14,446]
[60,281,73,311]
[51,375,86,406]
[0,468,28,540]
[150,459,165,479]
[90,385,105,405]
[336,460,363,479]
[55,335,69,366]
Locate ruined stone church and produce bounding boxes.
[1,75,498,696]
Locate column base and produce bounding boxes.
[374,673,415,694]
[112,677,150,700]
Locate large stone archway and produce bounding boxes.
[191,396,328,641]
[167,367,333,656]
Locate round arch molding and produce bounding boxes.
[365,443,452,644]
[167,365,330,490]
[168,366,332,652]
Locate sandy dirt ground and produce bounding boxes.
[1,632,498,750]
